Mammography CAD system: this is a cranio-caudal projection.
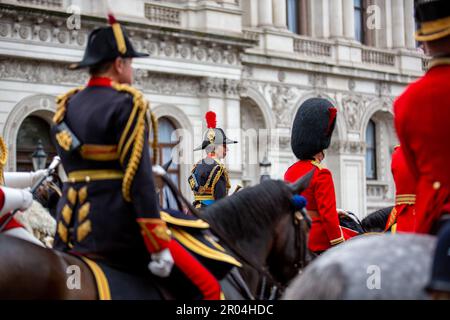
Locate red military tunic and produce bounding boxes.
[394,59,450,234]
[384,146,417,233]
[285,160,358,252]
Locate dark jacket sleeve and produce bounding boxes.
[114,93,170,253]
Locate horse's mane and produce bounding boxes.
[201,180,293,242]
[361,206,393,232]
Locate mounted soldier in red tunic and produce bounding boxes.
[284,98,358,254]
[394,0,450,234]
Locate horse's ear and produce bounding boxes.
[288,168,315,194]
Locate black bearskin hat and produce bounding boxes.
[290,98,337,160]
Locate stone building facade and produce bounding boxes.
[0,0,427,217]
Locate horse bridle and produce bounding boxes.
[159,173,299,297]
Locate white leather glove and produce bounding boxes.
[0,187,33,216]
[3,170,47,189]
[148,248,174,278]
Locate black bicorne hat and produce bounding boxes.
[415,0,450,42]
[69,14,148,70]
[426,221,450,294]
[194,111,238,151]
[290,98,337,160]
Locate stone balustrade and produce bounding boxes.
[145,2,181,26]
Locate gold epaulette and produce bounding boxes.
[53,87,84,124]
[112,82,150,202]
[311,160,324,170]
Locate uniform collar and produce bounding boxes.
[87,77,113,87]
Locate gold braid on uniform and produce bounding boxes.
[114,83,154,202]
[0,137,8,185]
[53,87,84,124]
[150,111,158,165]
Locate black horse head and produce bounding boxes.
[201,170,314,294]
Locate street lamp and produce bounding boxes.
[259,155,272,183]
[31,139,47,171]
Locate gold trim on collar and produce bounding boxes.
[171,228,242,267]
[68,170,123,183]
[81,257,111,300]
[160,211,210,229]
[311,160,323,170]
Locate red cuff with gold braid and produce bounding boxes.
[136,218,172,253]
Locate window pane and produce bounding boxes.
[287,0,299,34]
[365,120,377,179]
[158,118,176,144]
[354,8,363,42]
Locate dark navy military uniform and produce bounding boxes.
[51,16,227,300]
[189,111,236,208]
[52,77,162,270]
[189,156,230,208]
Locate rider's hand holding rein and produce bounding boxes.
[148,248,174,278]
[0,186,33,216]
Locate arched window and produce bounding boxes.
[16,116,55,172]
[354,0,366,43]
[155,117,180,208]
[365,119,377,180]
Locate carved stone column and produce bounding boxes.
[273,0,287,29]
[258,0,274,27]
[342,0,355,40]
[404,0,416,49]
[391,0,406,48]
[329,0,344,38]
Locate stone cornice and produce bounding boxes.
[0,3,256,66]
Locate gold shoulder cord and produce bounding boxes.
[113,83,158,202]
[53,87,84,124]
[0,137,8,185]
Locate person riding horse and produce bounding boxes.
[0,136,47,245]
[395,0,450,234]
[284,98,358,255]
[384,145,417,233]
[51,14,222,299]
[189,111,237,209]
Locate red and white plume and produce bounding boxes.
[205,111,217,129]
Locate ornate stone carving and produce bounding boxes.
[270,85,298,127]
[0,6,249,68]
[0,57,202,96]
[376,81,392,97]
[224,79,240,98]
[278,70,286,83]
[342,94,365,132]
[199,77,225,97]
[329,140,366,155]
[308,73,327,88]
[0,57,88,85]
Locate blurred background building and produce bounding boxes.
[0,0,427,217]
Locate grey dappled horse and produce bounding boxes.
[283,233,435,300]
